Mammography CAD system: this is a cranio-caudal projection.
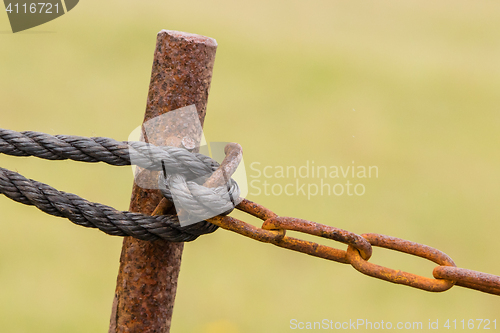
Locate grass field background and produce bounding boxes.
[1,1,500,332]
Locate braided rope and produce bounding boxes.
[0,167,218,242]
[0,128,243,241]
[159,173,241,222]
[0,128,214,179]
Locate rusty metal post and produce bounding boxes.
[109,30,217,333]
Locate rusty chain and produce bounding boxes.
[1,128,499,296]
[203,198,500,296]
[197,142,500,296]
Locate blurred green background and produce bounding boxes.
[1,0,500,332]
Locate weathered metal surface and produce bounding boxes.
[109,30,217,333]
[208,203,352,263]
[263,216,372,260]
[203,143,242,188]
[346,233,456,292]
[433,266,500,295]
[236,198,277,221]
[209,215,284,242]
[206,200,500,294]
[207,198,282,242]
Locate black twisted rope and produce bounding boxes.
[0,167,218,242]
[0,128,241,242]
[0,128,215,180]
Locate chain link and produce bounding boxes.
[346,233,456,292]
[207,199,500,296]
[1,128,499,296]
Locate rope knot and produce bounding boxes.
[158,157,242,226]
